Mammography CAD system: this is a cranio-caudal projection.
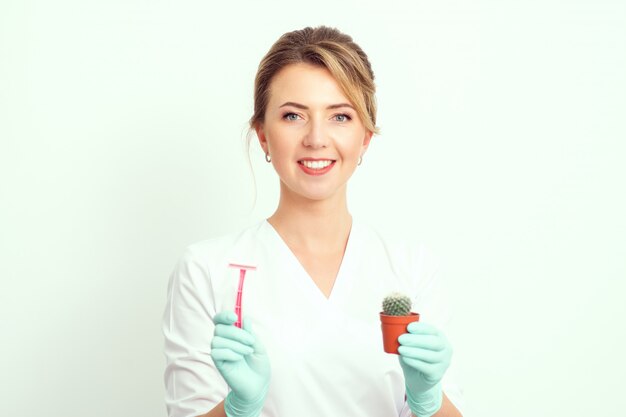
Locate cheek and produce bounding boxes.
[337,134,366,158]
[265,132,295,172]
[265,126,291,153]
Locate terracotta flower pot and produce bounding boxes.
[379,312,420,354]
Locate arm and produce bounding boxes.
[164,250,269,417]
[163,248,230,416]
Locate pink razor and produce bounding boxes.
[228,263,257,328]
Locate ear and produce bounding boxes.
[255,123,269,155]
[361,130,373,154]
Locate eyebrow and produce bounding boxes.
[279,101,355,110]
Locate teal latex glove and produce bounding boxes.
[210,311,270,417]
[398,322,452,417]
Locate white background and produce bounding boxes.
[1,1,625,416]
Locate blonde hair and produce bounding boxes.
[249,26,379,134]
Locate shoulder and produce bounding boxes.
[356,220,450,325]
[354,220,442,308]
[355,219,440,276]
[166,221,271,314]
[170,220,269,288]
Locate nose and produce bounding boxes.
[302,118,328,149]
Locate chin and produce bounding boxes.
[285,187,339,203]
[301,188,345,202]
[280,178,347,203]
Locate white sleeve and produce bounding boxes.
[162,247,228,417]
[408,245,466,416]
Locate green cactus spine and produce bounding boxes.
[382,292,412,316]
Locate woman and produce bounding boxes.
[163,26,464,417]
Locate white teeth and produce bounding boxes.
[302,160,332,169]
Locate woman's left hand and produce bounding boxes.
[398,322,452,416]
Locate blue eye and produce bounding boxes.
[334,114,352,122]
[283,112,300,121]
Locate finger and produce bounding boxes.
[398,346,446,364]
[400,357,442,382]
[407,321,440,336]
[213,311,238,325]
[210,348,245,363]
[398,334,447,351]
[242,318,267,354]
[214,323,256,347]
[211,336,254,356]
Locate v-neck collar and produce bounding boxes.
[261,218,360,304]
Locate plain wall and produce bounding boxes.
[1,1,625,416]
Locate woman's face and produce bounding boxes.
[256,63,373,204]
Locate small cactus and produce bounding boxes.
[382,292,412,316]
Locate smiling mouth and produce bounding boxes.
[298,160,336,169]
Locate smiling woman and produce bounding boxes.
[163,26,465,417]
[255,63,372,203]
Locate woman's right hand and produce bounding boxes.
[211,311,270,416]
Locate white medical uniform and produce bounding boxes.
[163,219,465,417]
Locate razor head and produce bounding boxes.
[228,263,257,271]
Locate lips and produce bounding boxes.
[297,159,336,176]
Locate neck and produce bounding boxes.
[267,183,352,253]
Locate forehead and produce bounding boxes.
[267,63,350,107]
